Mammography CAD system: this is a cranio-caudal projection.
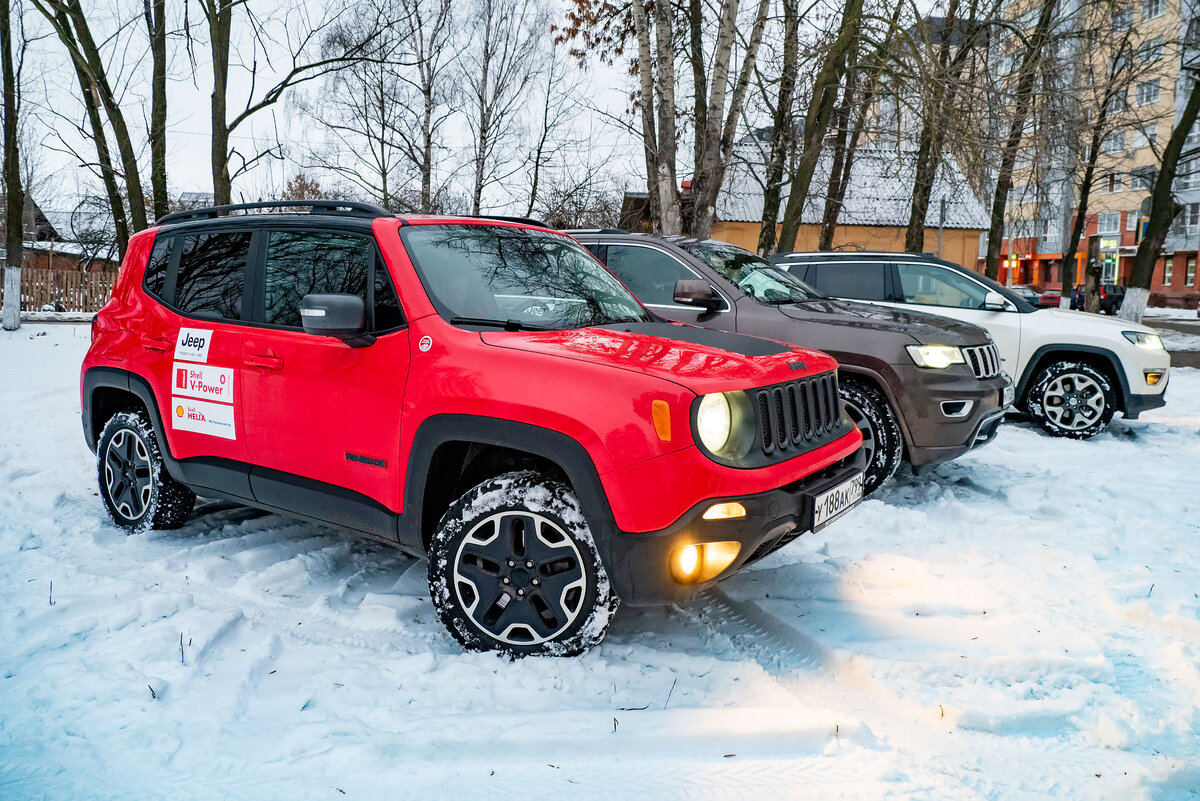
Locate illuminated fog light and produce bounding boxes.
[1145,371,1164,386]
[671,541,742,584]
[703,502,747,520]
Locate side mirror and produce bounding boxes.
[982,291,1009,312]
[300,294,375,348]
[673,279,722,312]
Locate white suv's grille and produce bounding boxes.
[963,344,1001,379]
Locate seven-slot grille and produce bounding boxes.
[755,372,843,458]
[962,344,1001,379]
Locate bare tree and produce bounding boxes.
[459,0,545,215]
[756,0,800,255]
[144,0,167,220]
[1,0,23,329]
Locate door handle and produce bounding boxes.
[140,335,171,352]
[244,354,284,370]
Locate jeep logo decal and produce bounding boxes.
[787,361,807,371]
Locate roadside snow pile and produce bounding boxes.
[1157,328,1200,352]
[1143,306,1197,322]
[2,324,1198,799]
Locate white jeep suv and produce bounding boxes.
[773,252,1170,438]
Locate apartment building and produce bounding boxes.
[997,0,1198,306]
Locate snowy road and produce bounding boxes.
[2,324,1198,800]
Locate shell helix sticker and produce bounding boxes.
[174,328,212,363]
[173,363,233,403]
[172,397,236,440]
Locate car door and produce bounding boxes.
[891,261,1022,375]
[599,242,736,330]
[144,229,252,467]
[239,227,410,513]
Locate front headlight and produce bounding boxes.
[906,344,966,369]
[696,392,732,452]
[1123,331,1164,350]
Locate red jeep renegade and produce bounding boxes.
[81,201,865,656]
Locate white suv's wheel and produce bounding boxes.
[428,470,617,657]
[1025,361,1116,439]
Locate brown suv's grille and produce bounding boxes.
[756,372,843,458]
[962,344,1002,379]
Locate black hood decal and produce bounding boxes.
[593,321,790,357]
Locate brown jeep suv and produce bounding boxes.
[572,232,1012,495]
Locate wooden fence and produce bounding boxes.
[0,268,119,313]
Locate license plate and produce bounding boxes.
[813,472,864,530]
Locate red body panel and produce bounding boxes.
[84,218,861,537]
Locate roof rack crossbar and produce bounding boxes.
[156,199,393,226]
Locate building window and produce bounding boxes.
[1142,0,1164,20]
[1113,6,1133,29]
[1164,257,1173,285]
[1188,257,1197,286]
[1098,211,1122,233]
[1139,36,1164,62]
[1101,173,1124,193]
[1131,166,1157,190]
[1136,79,1161,106]
[1127,210,1140,230]
[1102,129,1127,153]
[1176,160,1200,191]
[1132,123,1157,149]
[1172,203,1200,236]
[1106,91,1129,114]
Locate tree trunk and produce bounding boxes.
[207,0,232,205]
[0,0,21,330]
[1121,73,1200,322]
[777,0,864,253]
[651,0,682,234]
[629,0,662,232]
[145,0,167,219]
[691,0,770,240]
[983,0,1058,281]
[757,0,798,255]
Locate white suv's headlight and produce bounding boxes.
[696,392,732,452]
[906,344,966,369]
[1123,331,1164,350]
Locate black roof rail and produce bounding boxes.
[467,214,551,228]
[563,228,630,235]
[156,199,393,226]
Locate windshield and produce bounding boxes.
[680,240,825,304]
[401,225,650,330]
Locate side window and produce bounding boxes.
[263,230,403,332]
[896,263,989,309]
[604,245,698,306]
[143,235,172,300]
[174,231,252,320]
[813,263,888,301]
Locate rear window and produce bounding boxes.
[808,262,888,301]
[174,232,252,320]
[142,236,172,300]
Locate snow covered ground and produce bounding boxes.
[2,323,1198,800]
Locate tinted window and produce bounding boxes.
[401,225,648,330]
[680,241,823,304]
[263,231,403,331]
[605,245,697,305]
[174,232,251,320]
[896,263,990,309]
[143,235,172,300]
[809,262,888,301]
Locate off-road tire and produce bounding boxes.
[1024,361,1116,439]
[97,410,196,532]
[428,470,617,657]
[840,379,903,496]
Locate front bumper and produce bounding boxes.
[603,448,868,606]
[898,364,1011,470]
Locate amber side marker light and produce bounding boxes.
[671,541,742,584]
[651,399,672,441]
[1145,371,1164,386]
[702,501,747,520]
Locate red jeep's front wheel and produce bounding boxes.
[428,471,617,657]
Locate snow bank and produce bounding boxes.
[1,324,1197,798]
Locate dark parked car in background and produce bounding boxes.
[1069,283,1125,314]
[572,232,1010,496]
[1010,285,1041,307]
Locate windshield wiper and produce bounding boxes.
[762,296,824,305]
[450,316,547,331]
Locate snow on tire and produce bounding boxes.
[1024,360,1116,439]
[839,379,902,496]
[96,410,196,532]
[428,470,617,657]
